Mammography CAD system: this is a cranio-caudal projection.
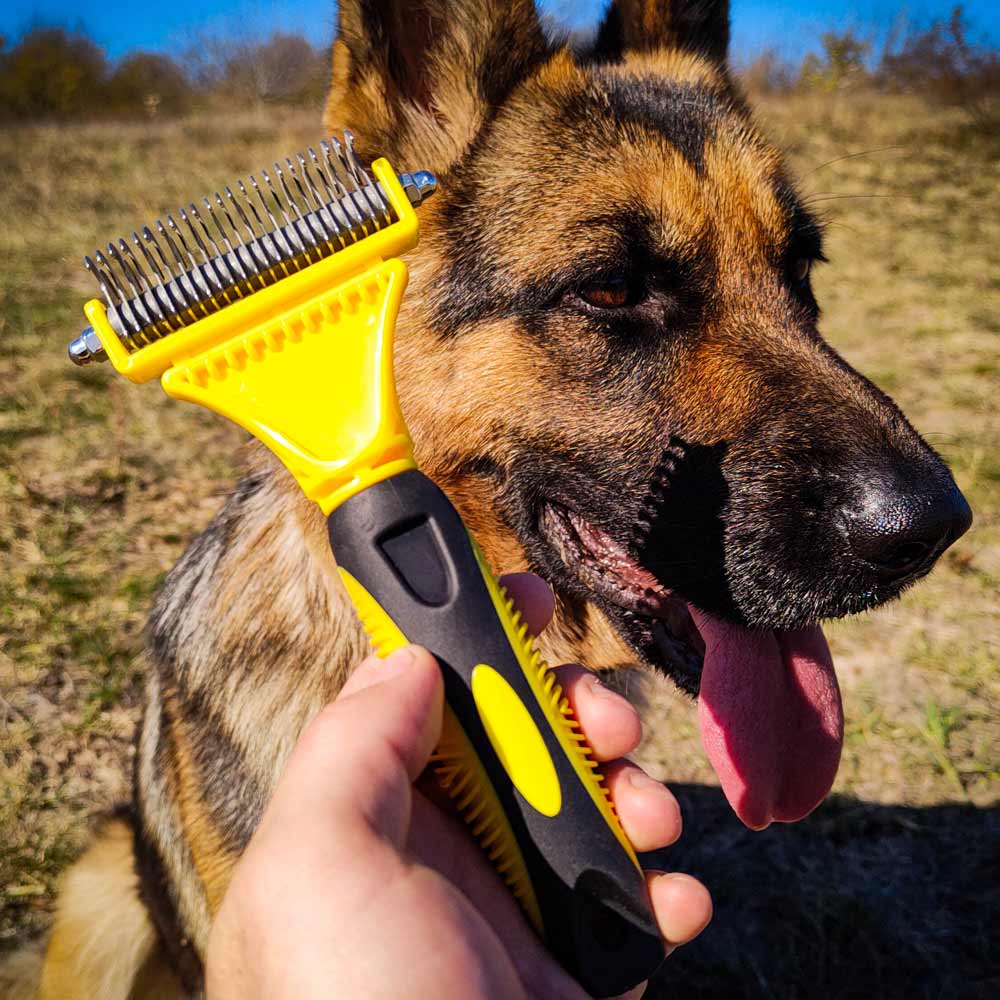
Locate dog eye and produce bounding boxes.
[576,278,633,310]
[791,257,812,284]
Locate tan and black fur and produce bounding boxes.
[21,2,971,996]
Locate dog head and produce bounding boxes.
[324,0,972,828]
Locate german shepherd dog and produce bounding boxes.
[24,1,971,996]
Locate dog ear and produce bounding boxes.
[325,0,549,170]
[591,0,730,64]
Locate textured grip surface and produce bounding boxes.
[328,469,664,997]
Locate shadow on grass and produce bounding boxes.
[643,787,998,1000]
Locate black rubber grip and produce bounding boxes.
[328,469,664,997]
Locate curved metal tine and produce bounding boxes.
[306,147,350,246]
[119,237,168,331]
[132,232,178,327]
[329,135,369,216]
[259,168,295,230]
[203,197,249,288]
[306,145,339,201]
[118,237,165,325]
[344,130,390,225]
[329,135,376,239]
[211,191,255,280]
[294,152,330,215]
[319,140,355,204]
[334,132,378,220]
[228,184,275,273]
[286,155,331,249]
[98,246,145,337]
[152,220,184,277]
[276,160,325,254]
[84,254,121,308]
[100,245,142,325]
[114,238,150,293]
[179,207,226,296]
[288,154,321,211]
[236,181,282,281]
[161,217,196,272]
[108,241,157,342]
[173,210,221,305]
[295,152,343,250]
[207,195,262,294]
[93,248,128,303]
[249,174,296,262]
[262,167,310,263]
[163,218,212,312]
[320,140,366,235]
[189,203,240,296]
[340,130,368,186]
[271,163,318,260]
[144,226,193,313]
[85,254,141,342]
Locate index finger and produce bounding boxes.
[500,572,554,637]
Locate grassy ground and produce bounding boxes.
[1,93,997,995]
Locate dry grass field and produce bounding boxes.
[1,92,997,997]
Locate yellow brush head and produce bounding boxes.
[72,140,435,514]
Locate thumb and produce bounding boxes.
[266,645,444,850]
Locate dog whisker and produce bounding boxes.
[802,145,901,178]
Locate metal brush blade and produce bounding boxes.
[69,131,436,365]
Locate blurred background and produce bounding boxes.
[0,1,998,122]
[1,2,997,998]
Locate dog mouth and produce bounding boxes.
[538,501,845,830]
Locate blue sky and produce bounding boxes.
[2,1,998,62]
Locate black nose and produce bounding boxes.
[843,477,972,583]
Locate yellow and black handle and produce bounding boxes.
[328,468,665,997]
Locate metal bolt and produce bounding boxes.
[398,171,437,206]
[68,327,107,366]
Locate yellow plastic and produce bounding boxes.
[338,567,544,931]
[471,664,562,818]
[85,160,419,515]
[470,541,639,865]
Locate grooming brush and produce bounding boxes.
[68,133,664,996]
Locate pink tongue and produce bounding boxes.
[690,608,844,830]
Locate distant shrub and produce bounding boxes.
[0,28,108,120]
[184,32,328,106]
[739,49,796,95]
[224,33,328,104]
[108,52,192,118]
[0,27,328,122]
[798,30,872,92]
[879,6,999,127]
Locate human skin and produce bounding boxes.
[206,573,712,999]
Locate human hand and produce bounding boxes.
[206,573,711,999]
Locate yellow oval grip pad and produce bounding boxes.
[472,663,562,818]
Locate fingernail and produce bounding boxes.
[655,872,699,888]
[381,645,418,679]
[628,769,665,792]
[590,675,630,706]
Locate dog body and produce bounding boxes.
[29,2,971,996]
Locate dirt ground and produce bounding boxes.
[1,92,997,997]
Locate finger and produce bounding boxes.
[407,793,589,1000]
[501,572,554,637]
[553,664,642,762]
[602,760,682,852]
[646,872,713,949]
[271,645,444,848]
[338,647,398,697]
